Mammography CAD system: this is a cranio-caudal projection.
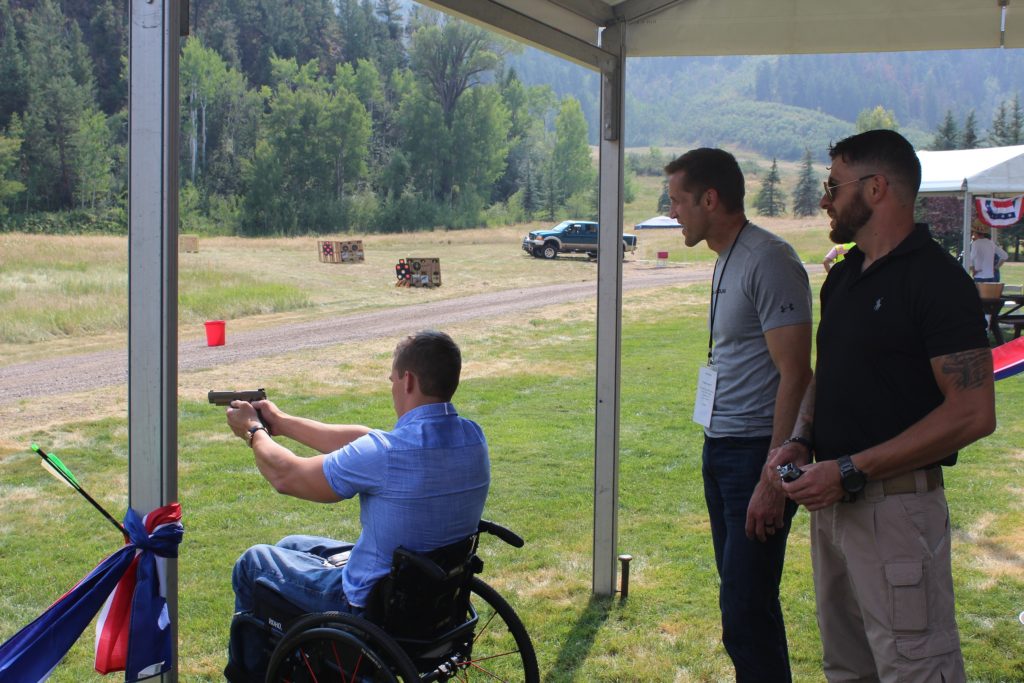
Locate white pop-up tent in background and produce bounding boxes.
[917,145,1024,262]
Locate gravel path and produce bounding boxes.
[0,265,713,406]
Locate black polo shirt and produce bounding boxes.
[813,224,987,466]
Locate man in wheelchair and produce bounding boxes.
[221,330,491,681]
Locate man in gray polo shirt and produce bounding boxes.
[666,148,812,682]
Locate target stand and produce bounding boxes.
[395,257,441,287]
[318,240,365,263]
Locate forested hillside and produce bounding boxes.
[1,0,1022,236]
[0,0,598,235]
[512,49,1024,159]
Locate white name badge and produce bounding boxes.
[693,365,717,428]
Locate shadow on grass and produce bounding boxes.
[542,594,614,683]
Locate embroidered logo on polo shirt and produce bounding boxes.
[874,298,883,311]
[779,303,795,313]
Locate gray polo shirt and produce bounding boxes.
[705,223,812,438]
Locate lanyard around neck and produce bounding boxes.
[707,220,749,364]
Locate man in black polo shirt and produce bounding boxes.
[772,129,995,682]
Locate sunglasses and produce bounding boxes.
[823,174,880,201]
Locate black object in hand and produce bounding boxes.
[777,462,804,482]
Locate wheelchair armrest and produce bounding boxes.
[393,547,448,582]
[478,519,524,548]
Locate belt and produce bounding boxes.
[860,468,943,501]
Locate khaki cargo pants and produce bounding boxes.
[810,474,966,683]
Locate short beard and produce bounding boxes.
[830,192,871,244]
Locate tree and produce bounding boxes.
[181,37,230,184]
[1010,93,1024,145]
[550,97,593,208]
[0,128,25,214]
[792,149,820,217]
[855,105,899,132]
[0,0,27,130]
[754,158,786,217]
[931,110,959,150]
[241,57,371,234]
[408,14,503,128]
[962,110,979,149]
[989,100,1009,146]
[448,84,510,224]
[70,109,112,209]
[19,0,101,210]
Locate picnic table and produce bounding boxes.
[980,287,1024,345]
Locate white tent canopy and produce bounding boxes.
[917,145,1024,260]
[634,215,681,229]
[919,145,1024,195]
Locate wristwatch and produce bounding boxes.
[837,455,867,496]
[245,424,269,448]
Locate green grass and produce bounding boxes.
[1,277,1022,681]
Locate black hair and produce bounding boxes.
[664,148,745,213]
[828,129,921,203]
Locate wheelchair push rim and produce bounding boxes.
[265,612,419,683]
[418,577,538,683]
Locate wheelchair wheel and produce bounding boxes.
[455,577,539,682]
[265,611,419,683]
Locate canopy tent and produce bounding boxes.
[127,7,1023,677]
[634,215,681,229]
[917,145,1024,262]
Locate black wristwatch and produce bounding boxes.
[245,424,269,448]
[837,455,867,496]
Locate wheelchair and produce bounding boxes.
[229,520,539,682]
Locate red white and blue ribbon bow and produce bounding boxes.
[0,503,184,682]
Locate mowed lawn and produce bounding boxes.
[0,222,1022,682]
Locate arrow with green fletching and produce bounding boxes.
[31,443,128,539]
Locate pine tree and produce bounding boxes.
[962,110,979,149]
[1009,93,1023,145]
[0,0,27,130]
[931,110,959,150]
[989,101,1009,146]
[792,149,820,217]
[754,158,787,217]
[657,178,670,214]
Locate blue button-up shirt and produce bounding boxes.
[322,402,490,606]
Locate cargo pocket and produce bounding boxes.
[885,561,927,632]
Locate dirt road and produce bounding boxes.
[0,264,713,406]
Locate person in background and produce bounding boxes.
[665,147,813,683]
[822,241,856,272]
[773,129,994,682]
[969,225,1007,283]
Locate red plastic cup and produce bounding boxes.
[204,320,225,346]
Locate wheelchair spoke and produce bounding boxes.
[454,579,538,683]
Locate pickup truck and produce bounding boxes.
[521,220,638,260]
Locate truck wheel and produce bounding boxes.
[542,243,558,259]
[586,251,597,260]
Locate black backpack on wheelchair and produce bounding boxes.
[225,520,538,682]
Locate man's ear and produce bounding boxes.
[402,370,418,395]
[703,187,719,210]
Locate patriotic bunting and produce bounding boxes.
[0,503,184,683]
[975,196,1024,228]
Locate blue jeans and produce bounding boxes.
[232,535,361,614]
[227,536,363,681]
[703,435,796,683]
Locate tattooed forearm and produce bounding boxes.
[940,349,992,390]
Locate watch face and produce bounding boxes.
[839,457,866,493]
